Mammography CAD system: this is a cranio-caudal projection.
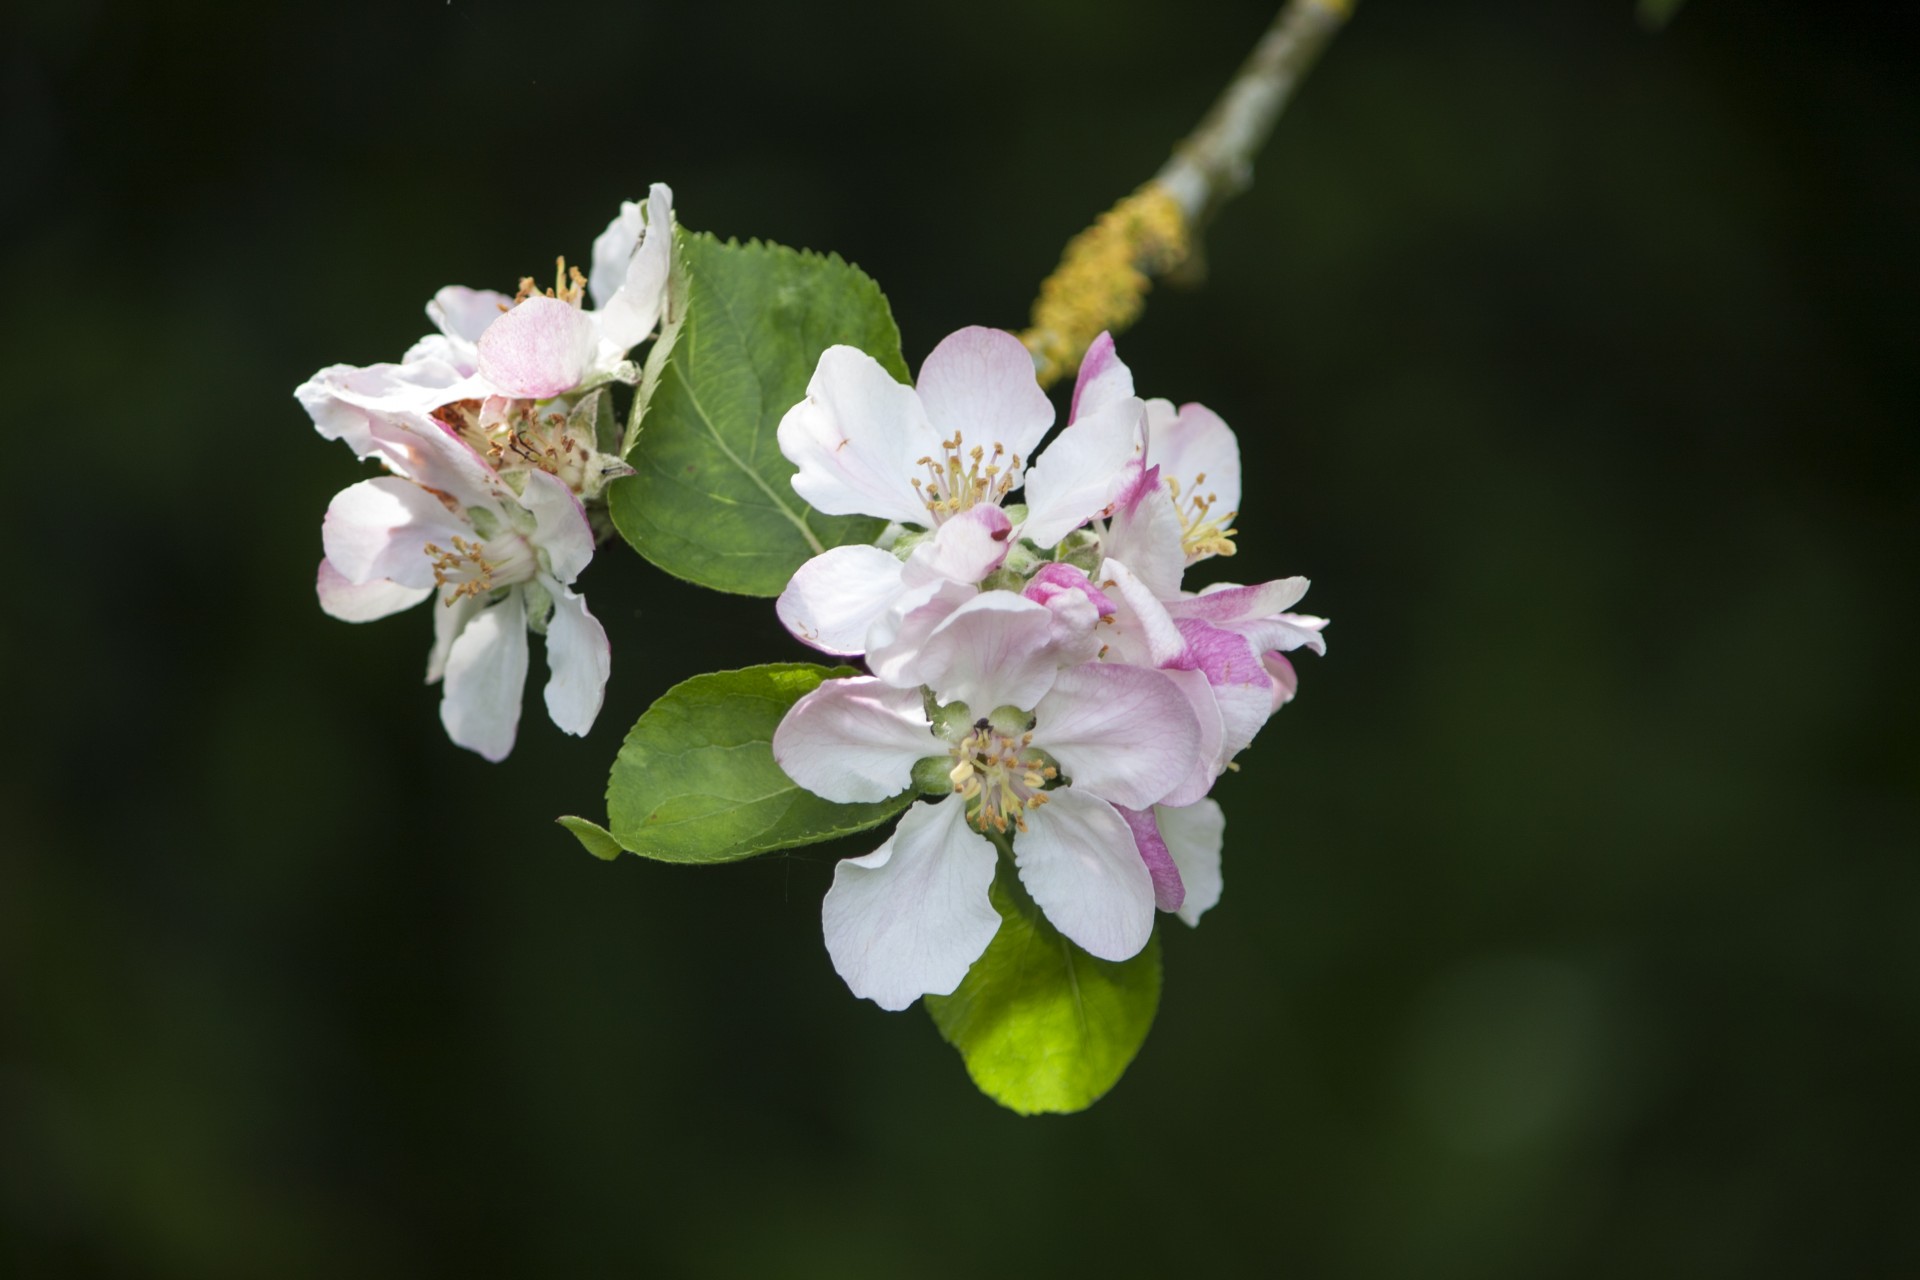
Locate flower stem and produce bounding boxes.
[1019,0,1355,387]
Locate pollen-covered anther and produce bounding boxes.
[424,536,499,605]
[912,431,1021,522]
[948,723,1056,835]
[1167,473,1239,559]
[512,255,589,306]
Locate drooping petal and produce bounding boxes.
[427,286,514,344]
[902,503,1013,585]
[439,590,530,762]
[1155,666,1227,809]
[1116,804,1186,912]
[1030,661,1199,810]
[294,357,475,460]
[777,345,940,525]
[1156,799,1225,927]
[777,545,907,655]
[1020,394,1147,547]
[321,476,468,589]
[773,677,938,804]
[518,469,595,585]
[913,326,1054,464]
[1069,330,1135,426]
[1014,788,1155,962]
[911,591,1061,713]
[595,183,673,352]
[315,559,430,622]
[541,580,610,737]
[1152,402,1241,526]
[822,799,1002,1011]
[427,590,482,685]
[477,296,599,399]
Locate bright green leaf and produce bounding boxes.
[602,663,913,863]
[611,232,908,596]
[926,861,1163,1115]
[556,815,623,861]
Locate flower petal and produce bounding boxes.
[777,545,907,655]
[1069,330,1135,426]
[773,677,938,804]
[1101,481,1186,599]
[321,476,468,588]
[589,200,645,311]
[477,296,599,399]
[427,590,482,685]
[517,469,595,585]
[1098,557,1186,668]
[541,580,609,737]
[1168,577,1311,625]
[315,559,430,622]
[1155,666,1227,809]
[912,591,1061,713]
[1263,652,1300,708]
[294,357,474,460]
[903,503,1012,585]
[864,577,972,690]
[913,326,1054,464]
[1152,402,1241,526]
[1014,788,1155,961]
[1020,394,1147,547]
[439,590,529,762]
[1031,661,1198,810]
[1244,611,1330,657]
[777,345,939,525]
[595,183,673,352]
[1116,804,1186,912]
[427,286,513,344]
[823,799,1002,1011]
[1157,799,1225,927]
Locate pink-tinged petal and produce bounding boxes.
[477,296,598,399]
[823,799,1001,1011]
[914,326,1055,464]
[541,581,609,737]
[1116,805,1186,912]
[439,590,529,763]
[294,358,474,460]
[595,183,673,352]
[1170,617,1271,689]
[865,577,972,690]
[1244,611,1330,657]
[1031,662,1199,810]
[1212,679,1277,764]
[1100,482,1185,599]
[1099,558,1186,668]
[322,477,468,589]
[773,677,938,804]
[777,545,906,655]
[1024,563,1117,617]
[913,592,1061,713]
[518,469,595,585]
[905,503,1012,585]
[1014,788,1155,962]
[1069,331,1135,426]
[315,559,430,622]
[1152,402,1241,524]
[1156,667,1227,809]
[427,591,482,684]
[1020,394,1147,547]
[1264,652,1301,708]
[1156,799,1224,927]
[777,345,940,525]
[427,286,513,344]
[1168,577,1312,625]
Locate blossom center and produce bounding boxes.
[435,398,593,493]
[1167,472,1238,559]
[912,432,1020,524]
[422,533,535,606]
[512,255,588,308]
[946,720,1057,835]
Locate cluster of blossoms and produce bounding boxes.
[295,187,675,760]
[770,327,1327,1009]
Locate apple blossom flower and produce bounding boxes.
[1118,799,1225,927]
[316,420,609,762]
[772,591,1201,1010]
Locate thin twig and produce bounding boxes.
[1020,0,1354,387]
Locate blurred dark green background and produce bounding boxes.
[5,0,1915,1274]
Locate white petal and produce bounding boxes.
[903,503,1013,586]
[913,591,1060,713]
[1157,799,1225,927]
[1244,611,1331,657]
[1014,788,1154,961]
[519,469,595,584]
[439,590,529,762]
[1069,331,1135,426]
[588,200,645,311]
[823,799,1001,1011]
[595,183,673,352]
[772,677,938,804]
[1031,662,1199,810]
[777,545,906,656]
[541,580,610,737]
[1020,395,1147,547]
[913,326,1054,464]
[777,345,940,525]
[294,358,474,460]
[427,590,482,684]
[1170,577,1312,625]
[864,577,972,690]
[1264,652,1300,708]
[427,286,513,344]
[315,559,430,622]
[321,477,467,588]
[1155,667,1227,809]
[1099,558,1186,668]
[1152,402,1241,526]
[477,296,599,399]
[1101,482,1186,599]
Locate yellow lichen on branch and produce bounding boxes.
[1019,184,1190,389]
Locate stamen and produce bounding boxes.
[914,431,1021,523]
[1166,474,1239,560]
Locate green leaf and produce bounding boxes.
[601,663,913,863]
[556,815,623,861]
[611,232,908,596]
[926,861,1163,1115]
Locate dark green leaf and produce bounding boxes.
[611,232,907,596]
